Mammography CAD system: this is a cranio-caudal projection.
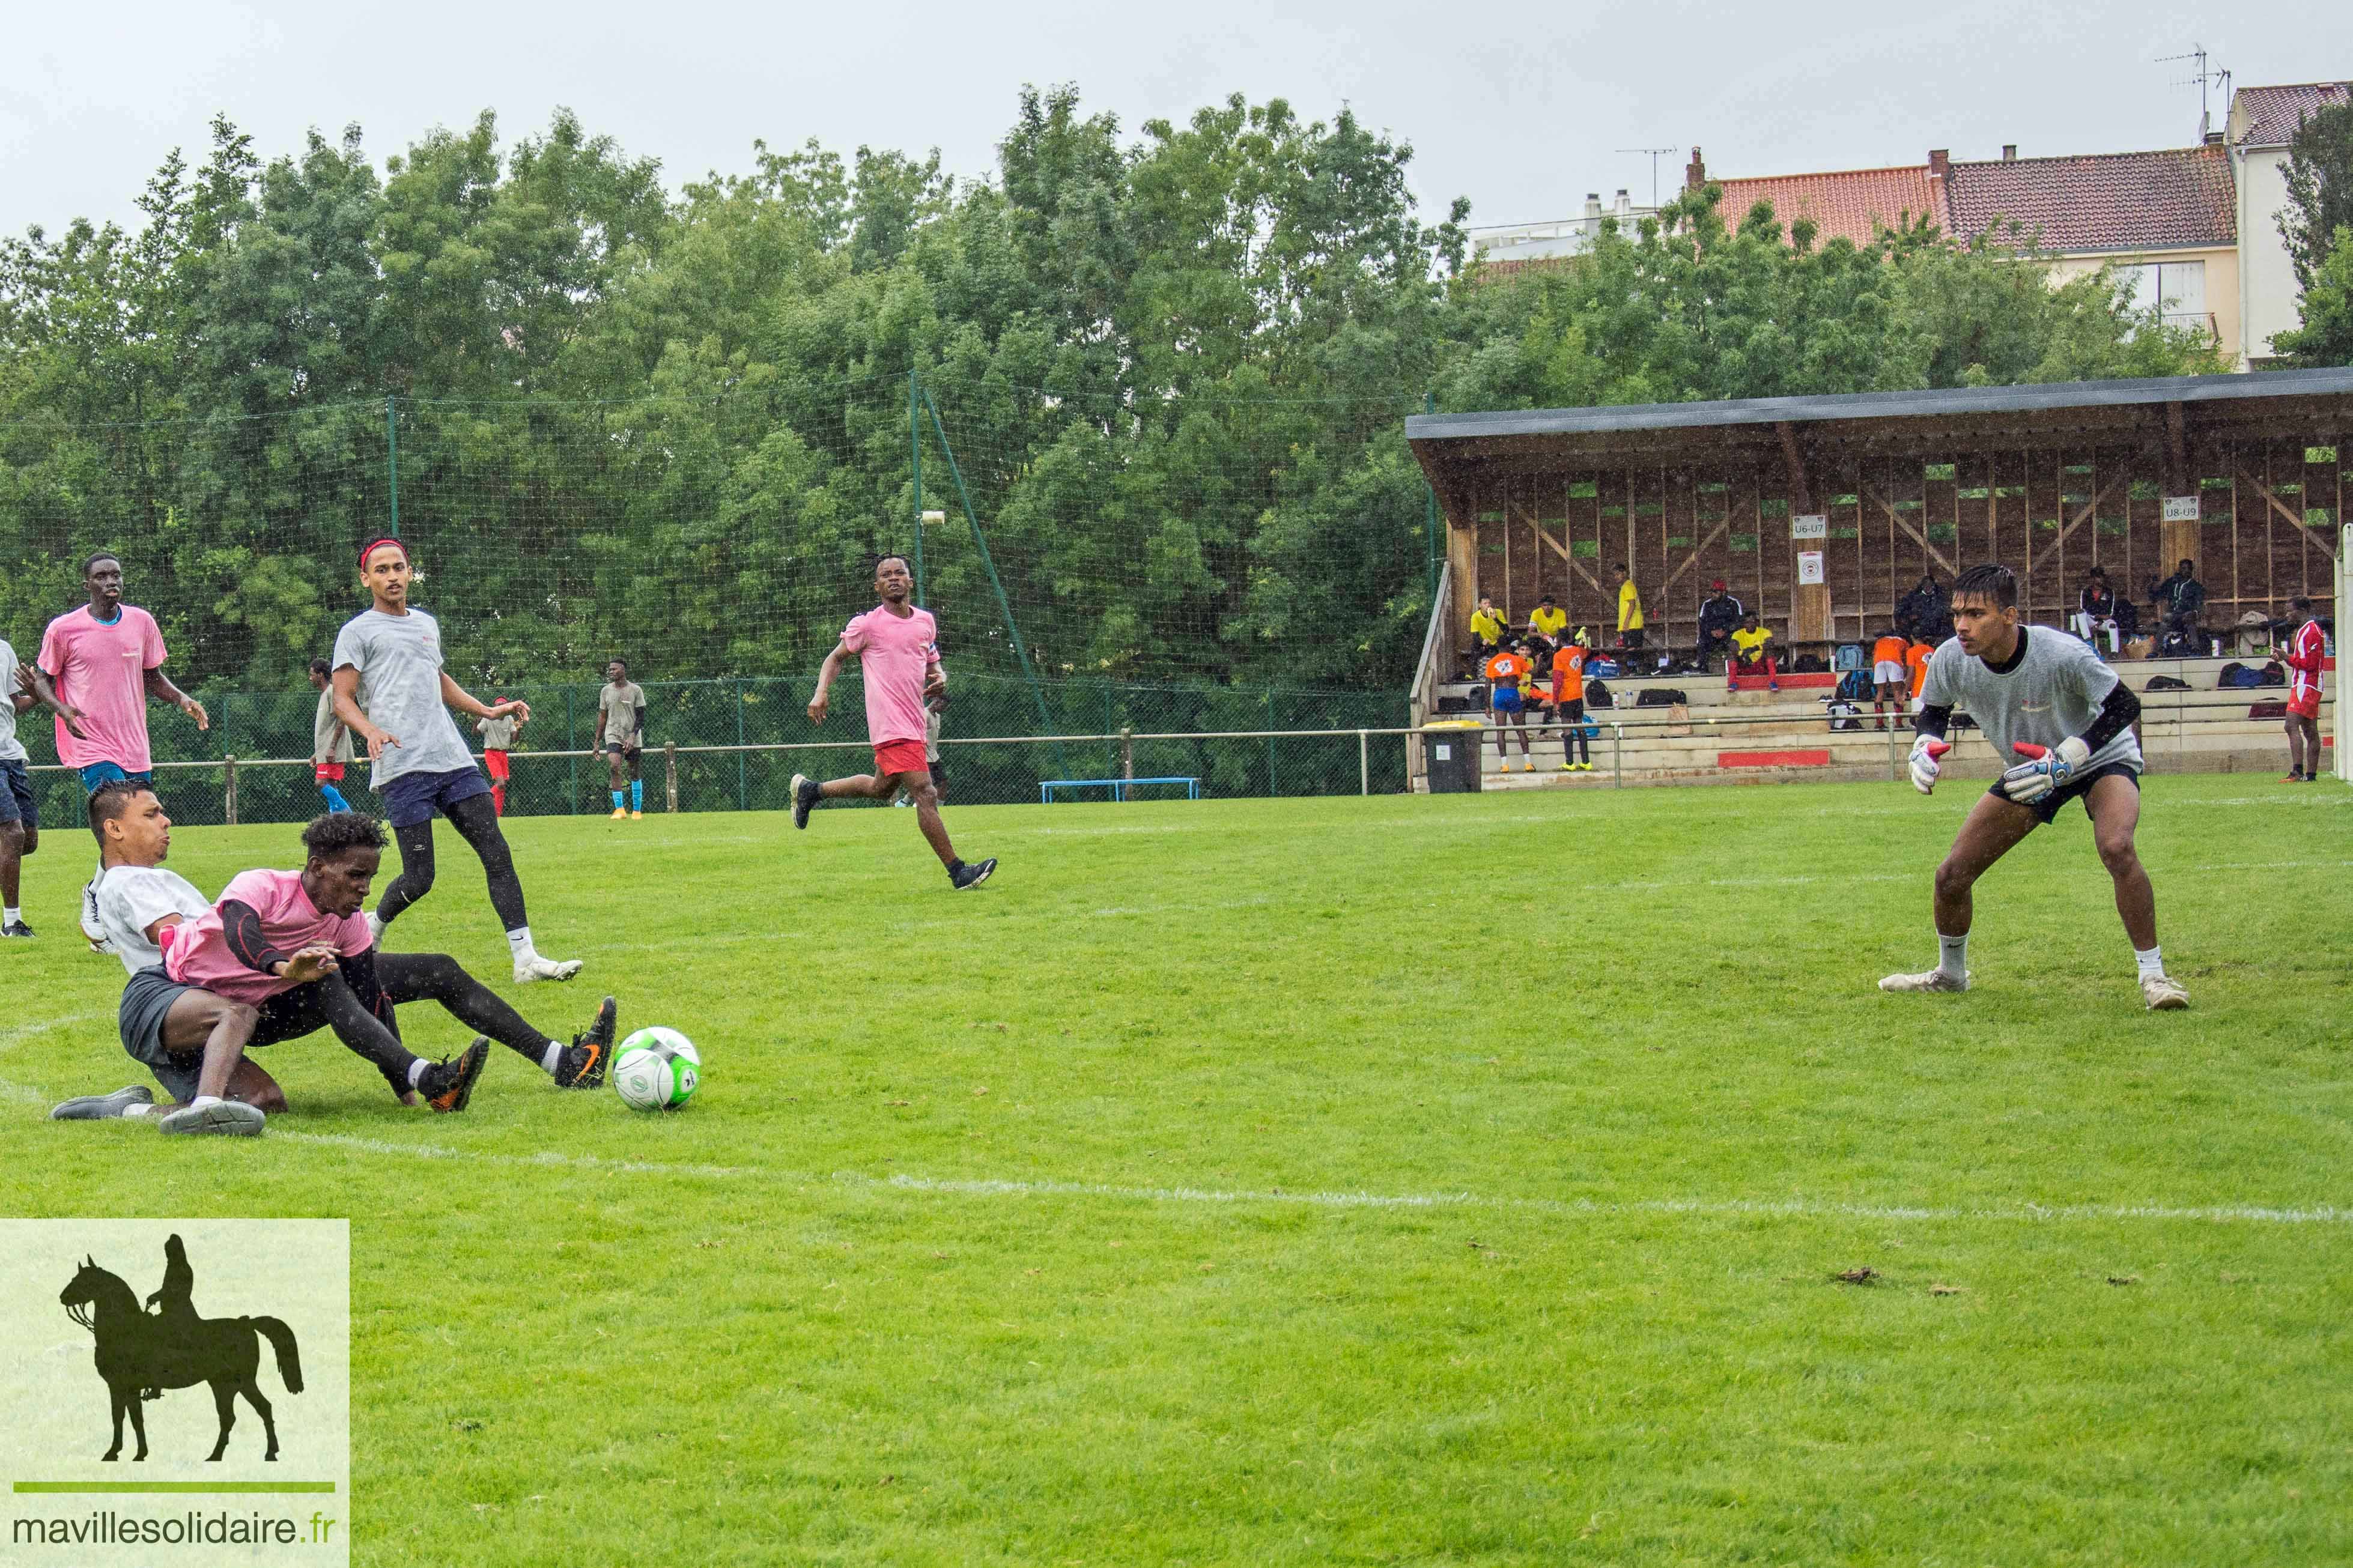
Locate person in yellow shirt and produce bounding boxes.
[1468,596,1505,673]
[1728,613,1778,692]
[1614,565,1645,651]
[1482,643,1535,771]
[1530,595,1567,643]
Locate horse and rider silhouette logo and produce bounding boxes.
[57,1235,303,1464]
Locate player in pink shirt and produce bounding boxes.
[29,551,209,789]
[793,555,995,889]
[2277,596,2327,782]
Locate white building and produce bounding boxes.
[1465,190,1659,274]
[2227,81,2352,366]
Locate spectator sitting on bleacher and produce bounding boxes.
[1729,613,1779,692]
[1483,640,1535,773]
[1531,595,1566,644]
[2072,568,2121,655]
[2148,560,2205,652]
[1468,596,1505,673]
[1696,580,1744,673]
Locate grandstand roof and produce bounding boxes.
[1944,146,2235,253]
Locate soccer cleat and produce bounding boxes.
[1,919,31,937]
[158,1099,266,1136]
[514,954,584,985]
[419,1038,491,1113]
[630,810,643,820]
[610,807,627,820]
[1558,761,1574,772]
[2281,771,2306,783]
[2140,974,2190,1011]
[791,773,818,829]
[50,1085,154,1120]
[554,996,619,1089]
[950,857,997,891]
[1878,969,1970,994]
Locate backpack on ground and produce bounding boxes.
[2218,662,2263,689]
[1585,679,1614,708]
[2143,674,2190,691]
[1635,688,1686,707]
[1826,700,1861,731]
[2259,660,2286,686]
[1835,668,1874,701]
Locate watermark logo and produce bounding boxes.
[4,1220,348,1566]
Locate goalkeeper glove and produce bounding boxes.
[1996,736,2090,805]
[1908,736,1951,795]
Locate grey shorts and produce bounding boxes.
[117,967,308,1103]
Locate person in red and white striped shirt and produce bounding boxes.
[2277,597,2327,782]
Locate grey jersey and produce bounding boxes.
[312,687,353,764]
[329,608,477,786]
[0,639,25,763]
[1920,626,2141,773]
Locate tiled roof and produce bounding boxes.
[1945,145,2235,253]
[2233,82,2352,147]
[1708,166,1946,247]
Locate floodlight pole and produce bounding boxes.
[385,395,399,536]
[909,367,925,607]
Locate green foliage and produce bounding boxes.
[2279,101,2353,296]
[2273,225,2353,368]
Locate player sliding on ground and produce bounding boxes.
[50,786,617,1135]
[331,537,581,982]
[1881,563,2188,1010]
[792,555,995,889]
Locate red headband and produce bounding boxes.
[358,536,408,567]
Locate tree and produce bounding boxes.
[2278,101,2353,295]
[2272,225,2353,367]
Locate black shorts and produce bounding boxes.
[0,758,34,828]
[1558,698,1585,725]
[1985,761,2140,826]
[928,760,945,789]
[604,743,643,773]
[1622,629,1645,650]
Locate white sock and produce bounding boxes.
[540,1043,563,1074]
[123,1103,156,1118]
[2134,945,2164,980]
[507,927,534,961]
[1937,933,1969,980]
[3,906,18,925]
[189,1095,223,1110]
[407,1059,430,1089]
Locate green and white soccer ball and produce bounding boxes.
[613,1028,700,1112]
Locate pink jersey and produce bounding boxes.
[166,868,373,1007]
[2285,620,2326,699]
[38,605,167,771]
[839,604,941,746]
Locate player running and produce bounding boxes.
[308,659,354,813]
[794,555,995,890]
[2,638,38,936]
[1881,563,2187,1010]
[27,552,210,942]
[50,785,615,1134]
[595,659,647,820]
[2276,597,2325,782]
[330,537,580,983]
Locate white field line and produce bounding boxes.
[248,1131,2353,1228]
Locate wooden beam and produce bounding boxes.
[1776,422,1815,515]
[2164,403,2188,497]
[1514,500,1606,596]
[1662,519,1734,593]
[2239,465,2340,562]
[1860,480,1957,576]
[2048,471,2130,554]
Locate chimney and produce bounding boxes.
[2202,129,2224,146]
[2001,144,2017,161]
[1685,145,1707,190]
[1926,148,1951,186]
[1614,189,1632,219]
[1584,192,1603,238]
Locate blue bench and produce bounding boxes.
[1040,776,1201,804]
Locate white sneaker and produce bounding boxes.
[1878,969,1970,993]
[364,910,386,946]
[2140,974,2190,1011]
[514,954,583,984]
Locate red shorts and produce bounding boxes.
[874,739,929,776]
[484,749,511,781]
[314,763,345,783]
[2288,686,2321,721]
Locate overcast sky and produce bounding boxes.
[5,0,2347,242]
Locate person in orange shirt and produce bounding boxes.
[1905,639,1934,712]
[1483,643,1535,772]
[1870,629,1909,732]
[1550,635,1592,771]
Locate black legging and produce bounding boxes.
[255,951,558,1095]
[377,791,528,933]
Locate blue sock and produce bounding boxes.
[630,780,643,811]
[611,790,625,811]
[320,784,350,813]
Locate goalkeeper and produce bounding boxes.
[1880,563,2187,1010]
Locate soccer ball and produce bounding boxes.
[613,1028,700,1112]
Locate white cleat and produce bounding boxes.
[514,955,583,985]
[1878,969,1970,993]
[2140,974,2190,1011]
[158,1100,266,1136]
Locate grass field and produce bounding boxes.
[2,773,2349,1566]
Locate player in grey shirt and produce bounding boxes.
[594,659,647,819]
[307,658,355,814]
[1,637,40,936]
[1882,563,2185,1010]
[331,537,580,986]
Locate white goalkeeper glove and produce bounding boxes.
[1996,736,2090,805]
[1908,736,1951,795]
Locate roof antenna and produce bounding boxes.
[2157,45,2231,140]
[1616,147,1677,208]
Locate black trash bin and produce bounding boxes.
[1421,720,1484,793]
